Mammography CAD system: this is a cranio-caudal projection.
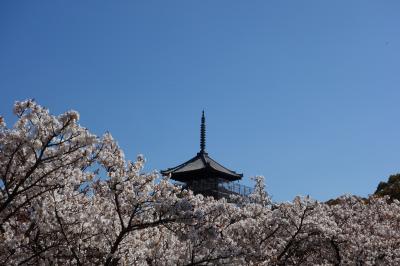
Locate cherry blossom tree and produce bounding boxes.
[1,100,400,265]
[0,100,99,264]
[0,100,197,265]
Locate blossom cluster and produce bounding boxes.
[1,100,399,265]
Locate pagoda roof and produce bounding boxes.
[161,151,243,182]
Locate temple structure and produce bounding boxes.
[161,112,252,199]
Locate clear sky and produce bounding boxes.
[1,1,400,202]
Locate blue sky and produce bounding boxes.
[1,1,400,202]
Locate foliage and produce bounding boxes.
[375,173,400,201]
[1,100,400,265]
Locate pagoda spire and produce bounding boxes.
[200,111,206,152]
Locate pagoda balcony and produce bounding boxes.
[172,178,253,200]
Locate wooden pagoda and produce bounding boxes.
[161,112,251,199]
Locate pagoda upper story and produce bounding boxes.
[161,112,251,199]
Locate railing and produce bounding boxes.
[172,179,253,199]
[218,182,253,197]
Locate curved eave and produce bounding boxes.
[161,151,243,182]
[161,166,242,182]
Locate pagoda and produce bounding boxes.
[161,112,251,199]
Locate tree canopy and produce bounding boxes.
[1,100,400,265]
[375,173,400,201]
